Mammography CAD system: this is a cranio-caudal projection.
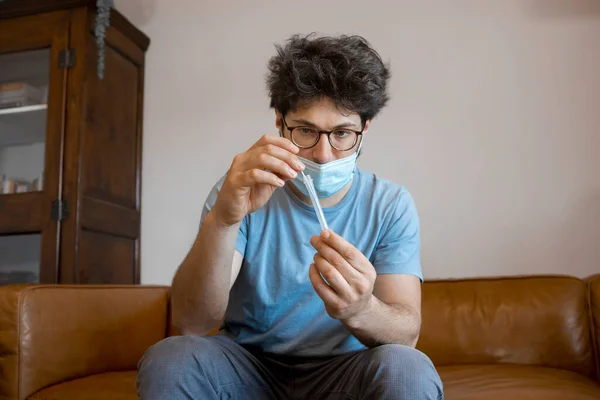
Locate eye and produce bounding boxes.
[297,127,317,136]
[333,130,351,138]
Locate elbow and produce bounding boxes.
[173,320,218,337]
[406,317,421,348]
[396,309,421,348]
[406,331,420,348]
[169,291,225,336]
[171,308,223,337]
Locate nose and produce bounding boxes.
[312,133,335,164]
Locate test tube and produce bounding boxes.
[301,171,329,231]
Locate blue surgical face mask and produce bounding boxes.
[292,152,359,198]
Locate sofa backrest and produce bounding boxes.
[416,276,595,378]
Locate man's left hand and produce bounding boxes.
[309,229,377,322]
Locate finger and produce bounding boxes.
[237,168,284,188]
[310,236,361,283]
[319,230,370,274]
[313,253,352,296]
[250,134,299,154]
[309,263,340,306]
[247,152,298,180]
[260,143,305,172]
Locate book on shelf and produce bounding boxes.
[32,176,44,191]
[0,99,43,109]
[0,173,43,194]
[15,182,30,193]
[1,178,24,194]
[0,81,45,109]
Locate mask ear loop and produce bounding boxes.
[355,134,364,158]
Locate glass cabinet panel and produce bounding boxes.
[0,233,41,285]
[0,49,49,195]
[0,49,50,284]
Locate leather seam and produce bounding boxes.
[17,287,41,399]
[425,275,582,284]
[18,285,169,290]
[587,279,600,382]
[17,288,24,399]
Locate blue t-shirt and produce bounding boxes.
[200,168,422,357]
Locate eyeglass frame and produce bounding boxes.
[281,116,364,151]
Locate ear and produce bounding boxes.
[362,119,372,134]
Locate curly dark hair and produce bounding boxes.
[266,33,391,123]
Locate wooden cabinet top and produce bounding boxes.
[0,0,149,51]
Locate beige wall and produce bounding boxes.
[116,0,600,284]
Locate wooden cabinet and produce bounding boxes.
[0,1,149,284]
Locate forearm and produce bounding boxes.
[171,209,239,335]
[343,295,421,348]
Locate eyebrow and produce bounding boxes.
[289,118,360,130]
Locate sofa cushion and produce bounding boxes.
[27,371,137,400]
[418,276,595,377]
[27,365,600,400]
[439,364,600,400]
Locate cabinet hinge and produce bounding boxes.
[58,49,76,68]
[51,200,70,221]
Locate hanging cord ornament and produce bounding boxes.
[95,0,115,79]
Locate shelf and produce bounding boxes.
[0,104,47,115]
[0,104,47,147]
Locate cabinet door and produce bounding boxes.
[58,15,145,284]
[0,11,70,284]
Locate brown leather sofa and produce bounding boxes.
[1,274,600,399]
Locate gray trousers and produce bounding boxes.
[137,334,443,400]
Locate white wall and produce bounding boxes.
[115,0,600,284]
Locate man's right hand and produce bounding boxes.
[212,134,305,227]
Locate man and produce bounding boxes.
[137,33,443,400]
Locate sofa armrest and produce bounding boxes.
[0,284,169,400]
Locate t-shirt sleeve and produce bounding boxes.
[199,174,248,257]
[371,188,423,281]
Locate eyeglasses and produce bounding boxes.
[281,116,363,151]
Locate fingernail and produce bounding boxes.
[321,230,331,239]
[296,162,305,170]
[289,169,297,177]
